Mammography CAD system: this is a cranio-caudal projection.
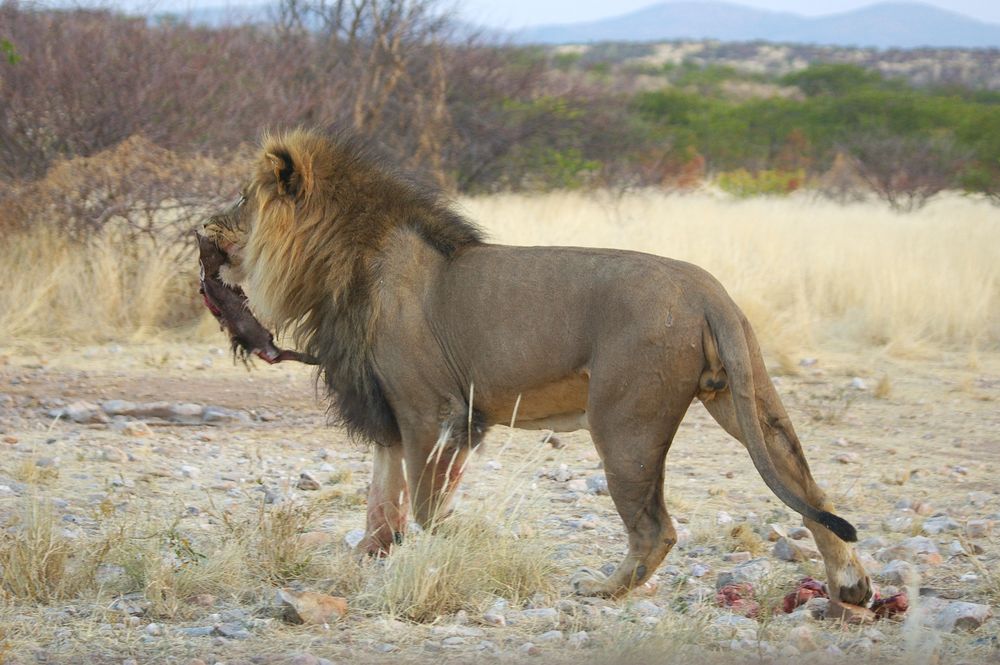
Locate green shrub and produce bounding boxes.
[716,169,805,197]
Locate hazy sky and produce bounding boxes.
[457,0,1000,28]
[109,0,1000,26]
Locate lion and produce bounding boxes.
[202,128,872,603]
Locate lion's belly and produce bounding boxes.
[484,372,590,432]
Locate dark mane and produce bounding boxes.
[255,128,482,446]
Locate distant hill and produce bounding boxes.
[513,2,1000,49]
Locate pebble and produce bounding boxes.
[883,514,914,533]
[921,514,960,535]
[519,643,541,656]
[965,519,992,538]
[276,588,348,625]
[878,560,919,586]
[631,600,665,617]
[690,563,710,577]
[716,510,734,525]
[567,631,590,647]
[180,465,200,478]
[716,558,772,589]
[176,626,214,637]
[121,421,153,437]
[537,630,564,642]
[344,529,366,549]
[100,446,127,463]
[520,608,558,623]
[144,623,162,636]
[297,471,322,490]
[585,474,609,495]
[773,537,819,562]
[787,625,818,652]
[723,551,752,563]
[214,622,250,639]
[930,601,993,632]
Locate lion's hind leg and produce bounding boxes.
[573,383,693,598]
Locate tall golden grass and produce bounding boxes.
[0,229,204,342]
[1,191,996,351]
[461,191,1000,353]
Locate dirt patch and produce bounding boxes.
[0,342,997,664]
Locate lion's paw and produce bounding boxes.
[571,567,613,597]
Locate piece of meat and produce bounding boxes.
[782,577,828,613]
[715,583,761,618]
[197,232,317,365]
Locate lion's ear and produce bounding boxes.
[266,148,312,199]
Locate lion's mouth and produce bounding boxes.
[197,232,317,366]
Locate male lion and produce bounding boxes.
[202,128,871,603]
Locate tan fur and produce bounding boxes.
[204,128,871,602]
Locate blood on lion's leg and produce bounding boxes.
[360,443,409,556]
[700,330,872,606]
[403,429,471,530]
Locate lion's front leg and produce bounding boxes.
[403,432,470,530]
[360,443,409,556]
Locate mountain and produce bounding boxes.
[513,2,1000,49]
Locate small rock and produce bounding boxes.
[519,642,541,656]
[716,558,772,590]
[520,607,558,623]
[100,447,127,463]
[833,452,859,464]
[297,531,335,548]
[716,511,734,525]
[144,623,162,636]
[921,515,960,535]
[344,529,366,549]
[713,615,758,631]
[773,537,819,562]
[567,631,590,647]
[788,625,818,652]
[723,551,752,563]
[765,524,788,542]
[122,421,153,437]
[176,626,214,637]
[931,601,993,632]
[850,377,867,390]
[690,563,710,577]
[297,472,321,491]
[965,519,992,538]
[787,526,811,540]
[537,630,564,642]
[62,401,107,424]
[631,600,665,618]
[214,622,250,639]
[170,403,204,424]
[180,465,199,479]
[276,588,347,625]
[878,560,919,586]
[883,514,914,533]
[186,594,216,608]
[586,474,608,495]
[287,655,320,665]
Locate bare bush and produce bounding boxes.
[1,136,244,243]
[842,133,970,211]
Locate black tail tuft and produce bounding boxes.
[818,511,858,542]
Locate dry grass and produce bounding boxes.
[2,191,997,353]
[358,514,556,622]
[0,229,204,342]
[461,190,1000,354]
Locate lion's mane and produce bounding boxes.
[242,129,482,445]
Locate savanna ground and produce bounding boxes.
[0,192,998,664]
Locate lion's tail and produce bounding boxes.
[705,307,858,543]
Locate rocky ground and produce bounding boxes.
[0,341,997,664]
